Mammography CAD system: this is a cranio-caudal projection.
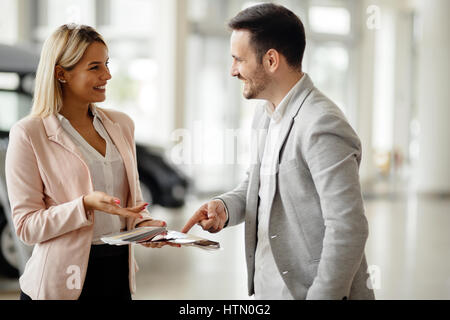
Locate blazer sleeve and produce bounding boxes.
[5,124,94,246]
[303,113,369,300]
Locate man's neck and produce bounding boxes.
[269,71,304,108]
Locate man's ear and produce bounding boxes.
[263,49,280,73]
[55,65,67,83]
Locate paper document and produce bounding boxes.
[152,230,221,251]
[101,226,167,245]
[101,227,220,251]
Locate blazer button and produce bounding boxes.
[270,235,278,239]
[282,271,289,275]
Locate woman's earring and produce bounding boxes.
[58,79,67,83]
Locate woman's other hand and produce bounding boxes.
[83,191,146,219]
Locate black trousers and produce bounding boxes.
[20,244,131,300]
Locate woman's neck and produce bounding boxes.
[59,101,93,126]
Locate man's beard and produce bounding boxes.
[242,68,269,100]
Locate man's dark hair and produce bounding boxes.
[228,3,306,70]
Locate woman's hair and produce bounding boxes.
[30,24,107,118]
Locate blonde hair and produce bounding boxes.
[30,24,107,118]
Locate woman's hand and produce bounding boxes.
[83,191,146,219]
[136,220,181,248]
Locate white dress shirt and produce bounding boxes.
[253,77,305,300]
[57,107,129,245]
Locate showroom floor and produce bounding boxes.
[0,192,449,300]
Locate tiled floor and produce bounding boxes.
[364,194,450,299]
[1,192,449,300]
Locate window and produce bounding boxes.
[183,0,359,193]
[309,6,351,35]
[35,0,96,41]
[303,2,356,124]
[98,0,165,146]
[307,42,349,114]
[33,0,168,147]
[0,0,18,44]
[0,91,32,132]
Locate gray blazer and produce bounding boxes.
[217,74,375,300]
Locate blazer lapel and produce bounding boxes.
[247,105,270,209]
[248,106,270,196]
[43,115,89,169]
[246,107,269,248]
[273,74,314,168]
[98,112,137,205]
[262,74,314,215]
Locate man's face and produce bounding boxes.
[230,30,269,100]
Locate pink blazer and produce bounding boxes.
[5,108,152,300]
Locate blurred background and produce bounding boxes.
[0,0,449,299]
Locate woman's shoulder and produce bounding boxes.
[10,115,44,136]
[96,107,134,128]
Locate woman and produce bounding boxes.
[5,24,176,300]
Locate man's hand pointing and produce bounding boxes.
[181,200,228,234]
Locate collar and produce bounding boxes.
[57,104,101,123]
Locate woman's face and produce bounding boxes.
[60,41,112,105]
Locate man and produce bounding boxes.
[182,3,375,300]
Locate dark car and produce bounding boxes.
[0,44,188,278]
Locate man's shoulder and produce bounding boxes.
[298,88,347,123]
[293,87,360,144]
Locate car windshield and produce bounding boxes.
[0,90,32,132]
[0,70,34,132]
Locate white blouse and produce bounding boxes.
[57,107,129,245]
